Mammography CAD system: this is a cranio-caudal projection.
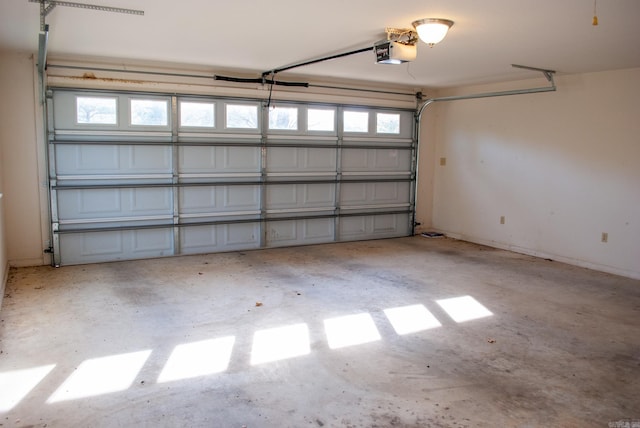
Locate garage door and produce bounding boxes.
[47,89,416,265]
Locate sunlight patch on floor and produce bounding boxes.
[9,295,497,406]
[383,304,442,334]
[250,323,310,365]
[158,336,235,383]
[436,295,493,323]
[324,313,381,349]
[0,364,56,412]
[47,350,151,403]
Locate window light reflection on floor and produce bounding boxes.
[384,304,442,335]
[250,323,310,365]
[0,364,56,412]
[324,313,381,349]
[47,350,151,403]
[436,295,493,323]
[158,336,235,383]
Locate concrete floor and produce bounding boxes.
[0,237,639,428]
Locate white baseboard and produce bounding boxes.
[8,257,46,268]
[433,230,640,280]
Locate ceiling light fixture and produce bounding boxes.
[411,18,454,47]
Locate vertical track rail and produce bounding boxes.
[171,96,180,256]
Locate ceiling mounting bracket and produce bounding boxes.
[43,2,57,18]
[30,0,144,90]
[511,64,556,85]
[384,27,418,45]
[29,0,144,30]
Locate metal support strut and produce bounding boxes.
[29,0,144,18]
[417,64,556,120]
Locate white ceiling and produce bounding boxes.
[1,0,639,88]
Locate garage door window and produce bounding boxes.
[343,111,369,133]
[180,101,215,128]
[307,108,335,131]
[226,104,258,129]
[76,96,117,125]
[376,113,400,134]
[130,99,168,126]
[269,107,298,130]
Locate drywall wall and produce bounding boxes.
[0,52,46,268]
[0,114,6,309]
[428,68,640,279]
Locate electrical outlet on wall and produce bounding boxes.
[601,232,608,243]
[500,216,505,224]
[440,157,446,166]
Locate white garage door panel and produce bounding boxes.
[56,145,172,176]
[128,146,172,171]
[179,222,260,254]
[225,186,261,209]
[57,188,173,221]
[370,182,410,204]
[339,216,366,239]
[224,223,261,248]
[179,146,260,174]
[266,218,335,247]
[341,149,411,172]
[180,225,218,253]
[339,214,410,241]
[266,147,337,173]
[340,182,410,207]
[180,185,260,215]
[131,188,172,212]
[266,183,335,211]
[60,228,174,264]
[133,229,173,252]
[372,214,401,233]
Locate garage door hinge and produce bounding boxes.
[44,246,54,254]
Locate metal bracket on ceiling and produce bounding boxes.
[511,64,556,85]
[30,0,144,75]
[29,0,144,30]
[44,2,57,18]
[384,27,418,45]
